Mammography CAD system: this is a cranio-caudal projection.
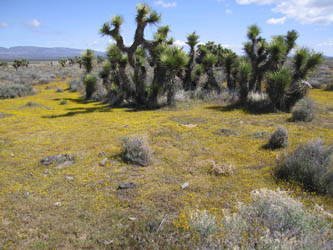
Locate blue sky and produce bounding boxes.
[1,0,333,56]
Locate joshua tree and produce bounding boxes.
[84,73,97,99]
[105,44,132,102]
[244,25,269,92]
[68,57,75,65]
[21,59,29,68]
[283,48,323,111]
[97,55,105,64]
[82,49,94,73]
[237,59,251,104]
[143,25,173,108]
[244,25,298,93]
[223,51,238,91]
[99,60,112,90]
[196,45,220,93]
[75,56,83,68]
[100,3,160,105]
[183,32,200,91]
[12,59,22,71]
[58,57,67,67]
[161,46,189,105]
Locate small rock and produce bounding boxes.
[45,85,56,90]
[128,217,137,221]
[40,154,75,166]
[97,239,113,245]
[181,182,189,189]
[26,192,30,196]
[65,176,74,181]
[56,88,64,93]
[54,202,62,207]
[10,153,14,157]
[99,158,108,166]
[219,128,240,136]
[117,182,136,190]
[98,152,107,157]
[55,161,74,169]
[250,131,270,139]
[180,124,197,128]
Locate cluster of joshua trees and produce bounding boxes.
[80,3,322,111]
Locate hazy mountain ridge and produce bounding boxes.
[0,46,105,61]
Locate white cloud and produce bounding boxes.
[236,0,276,4]
[225,9,233,14]
[25,19,41,27]
[236,0,333,25]
[266,16,286,24]
[174,40,187,47]
[0,22,9,27]
[222,44,243,49]
[154,0,177,8]
[317,41,333,47]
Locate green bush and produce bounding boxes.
[292,98,315,122]
[276,139,332,194]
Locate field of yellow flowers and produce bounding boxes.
[0,80,332,249]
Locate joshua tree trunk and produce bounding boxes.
[167,78,176,106]
[134,66,147,105]
[207,69,220,93]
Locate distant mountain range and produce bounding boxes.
[0,46,106,61]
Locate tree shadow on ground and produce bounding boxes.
[42,105,113,118]
[205,103,275,115]
[52,97,96,105]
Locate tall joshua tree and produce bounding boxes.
[196,45,220,93]
[82,49,96,99]
[183,32,200,91]
[245,25,298,93]
[244,25,268,92]
[143,25,173,108]
[223,51,238,91]
[82,49,94,73]
[161,46,189,105]
[283,48,323,110]
[100,3,160,105]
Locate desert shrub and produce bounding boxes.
[275,139,332,194]
[222,189,333,249]
[190,210,217,238]
[209,162,234,176]
[246,91,272,112]
[267,127,288,149]
[84,73,97,99]
[292,98,315,122]
[0,83,35,99]
[68,79,83,92]
[122,136,152,166]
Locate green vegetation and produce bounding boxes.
[58,57,67,67]
[12,59,29,70]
